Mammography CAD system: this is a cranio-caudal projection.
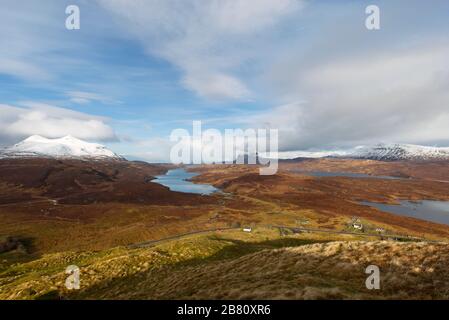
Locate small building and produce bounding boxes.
[352,223,363,230]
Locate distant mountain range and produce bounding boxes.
[0,135,123,160]
[346,143,449,161]
[1,136,449,162]
[257,143,449,162]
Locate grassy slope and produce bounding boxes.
[1,229,448,300]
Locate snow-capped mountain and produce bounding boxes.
[348,143,449,161]
[0,135,123,160]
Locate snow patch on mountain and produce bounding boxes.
[0,135,123,160]
[348,143,449,161]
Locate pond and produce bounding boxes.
[152,168,219,195]
[359,200,449,226]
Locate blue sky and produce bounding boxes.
[1,0,449,161]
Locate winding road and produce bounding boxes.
[128,224,433,249]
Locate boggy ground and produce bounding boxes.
[0,159,242,255]
[1,158,449,300]
[1,157,449,259]
[190,160,449,240]
[280,158,449,181]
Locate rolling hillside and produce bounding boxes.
[1,229,448,300]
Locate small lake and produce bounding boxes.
[360,200,449,226]
[153,168,219,195]
[291,170,403,180]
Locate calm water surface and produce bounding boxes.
[153,168,219,195]
[360,200,449,226]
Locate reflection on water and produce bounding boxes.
[360,200,449,225]
[153,168,219,195]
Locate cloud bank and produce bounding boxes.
[256,41,449,151]
[0,103,117,146]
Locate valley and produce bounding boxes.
[3,0,449,304]
[1,155,449,299]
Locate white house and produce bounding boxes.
[352,223,363,230]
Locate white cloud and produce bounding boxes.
[264,150,349,159]
[0,103,117,146]
[127,137,174,163]
[3,0,449,156]
[182,73,250,101]
[98,0,303,101]
[256,39,449,151]
[66,91,117,105]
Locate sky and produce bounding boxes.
[1,0,449,162]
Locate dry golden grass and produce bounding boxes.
[2,229,447,300]
[95,240,449,300]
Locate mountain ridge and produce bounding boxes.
[346,143,449,161]
[0,135,123,160]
